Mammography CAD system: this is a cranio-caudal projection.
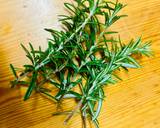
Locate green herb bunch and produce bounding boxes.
[10,0,152,127]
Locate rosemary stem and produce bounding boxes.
[81,111,87,128]
[11,72,30,88]
[64,98,83,125]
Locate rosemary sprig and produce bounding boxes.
[10,0,152,127]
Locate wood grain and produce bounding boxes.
[0,0,160,128]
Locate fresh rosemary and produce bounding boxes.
[10,0,152,127]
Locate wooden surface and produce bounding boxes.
[0,0,160,128]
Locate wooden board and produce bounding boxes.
[0,0,160,128]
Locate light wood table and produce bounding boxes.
[0,0,160,128]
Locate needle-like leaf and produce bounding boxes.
[24,71,38,101]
